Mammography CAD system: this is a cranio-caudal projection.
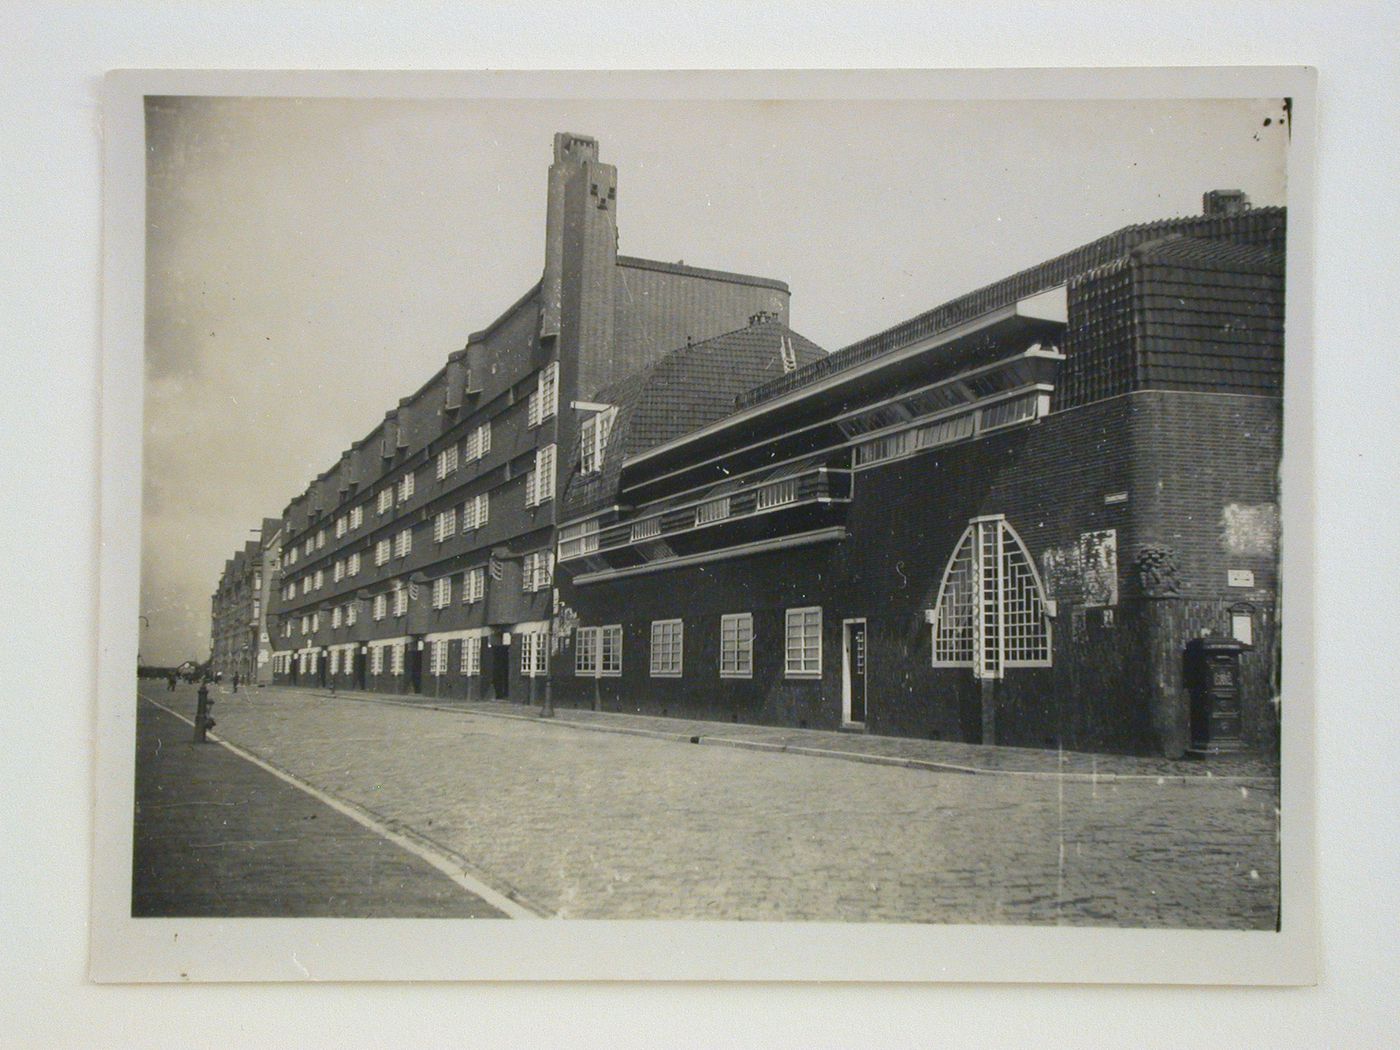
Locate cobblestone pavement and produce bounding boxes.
[148,683,1281,927]
[133,693,506,918]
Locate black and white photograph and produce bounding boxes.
[88,68,1319,986]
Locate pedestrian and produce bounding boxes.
[233,672,240,693]
[167,671,176,692]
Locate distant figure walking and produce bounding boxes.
[233,672,240,693]
[166,671,176,692]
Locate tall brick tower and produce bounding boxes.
[541,132,618,400]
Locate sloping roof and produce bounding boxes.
[563,320,826,517]
[737,205,1286,411]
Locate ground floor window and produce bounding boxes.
[720,613,753,678]
[461,636,481,676]
[520,632,548,677]
[370,646,384,675]
[429,639,448,676]
[389,643,405,676]
[650,619,683,677]
[576,625,623,677]
[931,515,1052,678]
[784,607,822,678]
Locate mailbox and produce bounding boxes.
[1185,635,1249,753]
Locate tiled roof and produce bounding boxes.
[562,320,826,517]
[738,206,1286,410]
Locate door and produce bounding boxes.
[492,639,511,700]
[408,639,424,694]
[354,649,367,691]
[843,619,867,725]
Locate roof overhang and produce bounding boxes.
[621,287,1067,480]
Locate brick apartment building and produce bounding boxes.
[209,517,279,683]
[551,191,1284,758]
[262,133,797,701]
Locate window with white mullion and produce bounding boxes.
[720,613,753,678]
[649,619,683,677]
[784,607,821,678]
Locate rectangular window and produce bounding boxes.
[720,613,754,678]
[979,392,1040,433]
[579,405,618,475]
[350,506,363,530]
[855,429,918,467]
[436,445,459,481]
[757,477,799,509]
[915,412,976,451]
[600,625,622,676]
[575,627,599,676]
[313,569,324,590]
[373,594,387,621]
[696,497,731,525]
[347,552,361,576]
[332,606,342,629]
[464,420,491,461]
[520,632,548,677]
[394,528,412,558]
[650,619,683,677]
[370,645,384,675]
[461,635,481,675]
[333,560,344,582]
[528,363,559,428]
[785,607,822,678]
[346,602,357,626]
[393,588,408,617]
[304,538,314,557]
[522,551,554,594]
[559,519,601,560]
[390,643,405,676]
[301,615,310,635]
[463,492,490,530]
[462,567,486,604]
[432,576,452,609]
[429,638,448,675]
[311,612,320,633]
[288,547,298,565]
[316,530,326,550]
[434,508,457,543]
[630,518,661,542]
[378,489,393,515]
[526,444,557,507]
[329,648,339,675]
[375,539,391,566]
[335,516,347,538]
[397,472,415,503]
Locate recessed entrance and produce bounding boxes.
[842,618,867,727]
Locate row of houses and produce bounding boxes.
[209,135,1284,757]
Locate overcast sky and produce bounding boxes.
[141,95,1288,664]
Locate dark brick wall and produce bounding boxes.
[556,389,1282,756]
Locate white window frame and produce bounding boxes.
[331,606,342,629]
[526,444,556,507]
[930,515,1053,678]
[397,472,415,504]
[390,642,405,676]
[579,405,617,475]
[429,638,449,676]
[335,516,347,538]
[559,519,600,560]
[393,587,409,617]
[462,567,486,604]
[434,507,457,543]
[432,576,452,609]
[347,552,360,577]
[784,607,822,679]
[522,551,554,594]
[378,488,393,514]
[346,602,357,626]
[394,528,412,559]
[649,619,683,678]
[375,539,391,566]
[373,594,387,621]
[575,626,599,676]
[333,560,344,583]
[720,613,754,679]
[520,631,548,677]
[370,645,384,675]
[349,506,363,530]
[313,569,324,590]
[600,624,622,676]
[436,444,459,481]
[461,635,481,675]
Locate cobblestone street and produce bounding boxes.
[138,683,1281,928]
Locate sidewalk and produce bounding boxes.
[133,692,510,918]
[283,685,1279,785]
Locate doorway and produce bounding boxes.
[842,619,868,726]
[408,638,424,694]
[492,638,511,700]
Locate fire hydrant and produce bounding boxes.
[193,683,216,743]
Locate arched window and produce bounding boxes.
[931,515,1052,678]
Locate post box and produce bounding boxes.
[1185,635,1249,754]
